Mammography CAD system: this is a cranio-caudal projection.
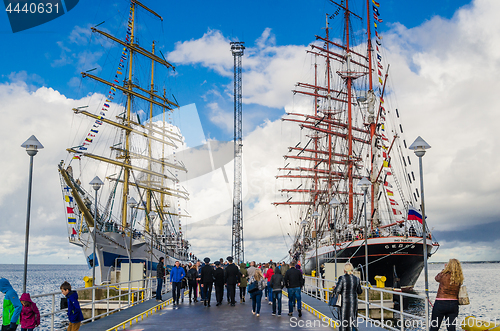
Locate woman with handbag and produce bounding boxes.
[248,269,267,316]
[429,259,464,331]
[333,263,362,331]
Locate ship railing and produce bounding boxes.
[31,277,171,331]
[302,275,428,331]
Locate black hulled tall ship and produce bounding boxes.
[274,0,438,288]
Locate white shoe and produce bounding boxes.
[252,311,255,315]
[268,302,272,305]
[256,313,260,316]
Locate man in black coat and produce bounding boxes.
[156,257,165,301]
[200,257,214,307]
[213,261,225,306]
[284,260,305,317]
[224,256,240,306]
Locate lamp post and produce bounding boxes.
[89,176,103,322]
[127,197,138,279]
[300,220,308,268]
[329,198,340,280]
[409,136,431,324]
[357,177,371,285]
[21,135,43,294]
[89,176,104,286]
[312,211,320,277]
[148,211,157,278]
[127,197,137,303]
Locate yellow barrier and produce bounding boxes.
[106,290,189,331]
[282,290,339,328]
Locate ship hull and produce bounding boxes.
[304,236,433,287]
[78,231,189,284]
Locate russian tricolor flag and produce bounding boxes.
[408,206,423,224]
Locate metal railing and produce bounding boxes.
[30,277,171,331]
[302,275,428,331]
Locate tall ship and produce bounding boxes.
[58,0,194,285]
[274,0,438,288]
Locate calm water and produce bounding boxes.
[1,263,499,329]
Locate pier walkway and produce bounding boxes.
[81,289,383,331]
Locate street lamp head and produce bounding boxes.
[21,135,44,157]
[409,136,431,157]
[300,220,308,227]
[312,211,320,219]
[89,176,104,191]
[127,196,138,207]
[149,211,157,220]
[357,177,371,192]
[329,197,341,208]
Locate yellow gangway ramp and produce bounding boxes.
[462,316,500,331]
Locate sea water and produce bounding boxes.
[405,262,500,329]
[0,264,88,329]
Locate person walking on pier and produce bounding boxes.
[213,261,225,306]
[60,281,83,331]
[1,278,21,331]
[224,256,240,306]
[200,258,214,307]
[239,262,248,303]
[156,257,165,302]
[248,269,266,316]
[195,260,201,301]
[247,261,257,279]
[333,262,362,331]
[265,264,274,303]
[187,265,198,303]
[429,259,464,331]
[170,261,186,306]
[284,261,304,317]
[270,266,284,316]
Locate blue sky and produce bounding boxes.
[1,0,499,265]
[0,0,472,142]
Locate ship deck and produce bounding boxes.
[80,288,385,331]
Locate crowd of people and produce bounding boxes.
[1,256,465,330]
[155,256,305,317]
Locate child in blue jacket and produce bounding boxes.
[60,282,83,331]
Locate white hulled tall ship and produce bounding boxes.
[58,0,195,284]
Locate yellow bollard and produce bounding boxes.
[312,270,316,277]
[374,275,386,288]
[83,276,93,288]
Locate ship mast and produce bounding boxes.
[366,0,376,229]
[122,1,136,229]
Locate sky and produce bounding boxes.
[1,0,499,267]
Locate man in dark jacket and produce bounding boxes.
[224,256,240,306]
[284,261,304,317]
[156,257,165,301]
[270,268,284,316]
[187,265,198,303]
[200,257,214,307]
[213,261,225,306]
